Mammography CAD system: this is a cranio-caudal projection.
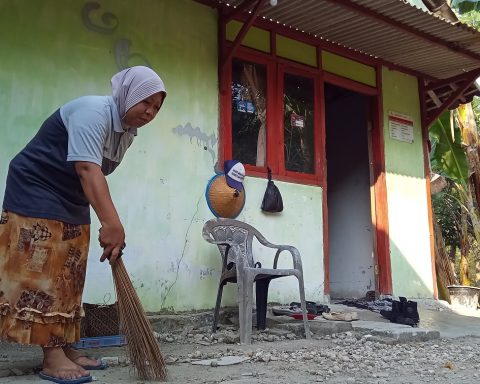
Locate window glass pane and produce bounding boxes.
[231,59,267,167]
[283,73,315,174]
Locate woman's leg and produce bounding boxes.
[0,212,94,378]
[42,347,89,379]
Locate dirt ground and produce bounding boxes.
[1,336,480,384]
[1,303,480,384]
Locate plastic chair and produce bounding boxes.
[202,218,311,344]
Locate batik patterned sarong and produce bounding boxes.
[0,210,90,346]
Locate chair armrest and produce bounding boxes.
[252,232,303,271]
[253,235,281,250]
[273,245,303,271]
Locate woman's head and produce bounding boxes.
[111,66,167,129]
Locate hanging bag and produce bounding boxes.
[261,167,283,212]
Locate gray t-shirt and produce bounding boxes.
[3,96,135,224]
[61,96,136,174]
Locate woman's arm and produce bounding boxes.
[75,161,125,264]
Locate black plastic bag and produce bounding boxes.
[261,167,283,212]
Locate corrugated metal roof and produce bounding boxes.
[213,0,480,80]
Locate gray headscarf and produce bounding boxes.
[111,66,167,122]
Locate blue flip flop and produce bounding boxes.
[38,371,92,384]
[80,359,108,370]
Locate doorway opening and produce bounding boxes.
[325,83,376,299]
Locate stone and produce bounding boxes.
[0,370,10,378]
[191,356,249,366]
[10,368,24,376]
[101,356,119,366]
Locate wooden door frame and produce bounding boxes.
[322,68,392,297]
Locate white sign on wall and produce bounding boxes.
[388,111,414,144]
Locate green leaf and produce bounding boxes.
[429,111,469,182]
[452,0,479,14]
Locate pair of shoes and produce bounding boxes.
[380,297,419,327]
[38,371,92,384]
[272,305,302,316]
[290,301,330,315]
[322,311,358,322]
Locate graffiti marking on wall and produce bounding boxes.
[200,267,215,280]
[81,1,151,70]
[172,123,217,163]
[81,2,118,34]
[115,39,152,70]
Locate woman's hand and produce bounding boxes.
[99,221,125,264]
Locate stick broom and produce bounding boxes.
[111,256,167,380]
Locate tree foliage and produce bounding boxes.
[429,112,469,182]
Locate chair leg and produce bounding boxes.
[236,275,247,344]
[212,281,225,333]
[297,275,311,339]
[255,278,272,331]
[237,272,255,345]
[243,275,255,345]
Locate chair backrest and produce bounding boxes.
[203,218,260,268]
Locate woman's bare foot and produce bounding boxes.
[42,347,90,380]
[63,347,102,368]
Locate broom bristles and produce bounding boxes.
[112,259,167,381]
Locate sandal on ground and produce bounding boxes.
[38,371,92,384]
[322,311,359,322]
[77,359,108,370]
[290,301,330,315]
[35,358,108,373]
[272,305,302,316]
[70,355,108,370]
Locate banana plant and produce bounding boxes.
[430,109,480,285]
[428,0,480,287]
[430,111,469,183]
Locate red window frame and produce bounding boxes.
[277,63,323,184]
[221,50,275,178]
[220,47,324,185]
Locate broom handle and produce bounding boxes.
[106,242,127,259]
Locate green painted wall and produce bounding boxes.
[276,35,317,67]
[322,51,376,87]
[0,0,326,311]
[226,20,271,53]
[381,67,434,298]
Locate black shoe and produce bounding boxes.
[290,301,330,315]
[395,315,417,327]
[380,309,392,320]
[389,297,419,326]
[405,300,419,323]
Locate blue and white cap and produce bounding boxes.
[224,160,245,191]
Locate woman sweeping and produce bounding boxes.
[0,66,167,384]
